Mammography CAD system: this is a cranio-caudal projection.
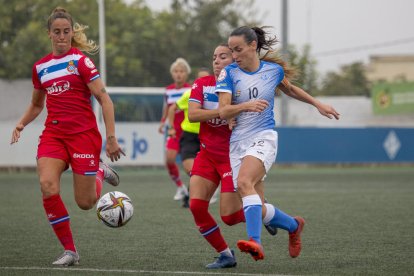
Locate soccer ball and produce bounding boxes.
[97,191,134,228]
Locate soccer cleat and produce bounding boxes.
[289,216,305,258]
[173,185,188,201]
[182,194,189,208]
[99,160,120,186]
[237,238,265,261]
[52,250,79,266]
[264,224,278,236]
[206,250,237,269]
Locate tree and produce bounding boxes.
[316,62,371,96]
[0,0,258,86]
[287,44,318,93]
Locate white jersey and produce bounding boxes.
[215,61,284,143]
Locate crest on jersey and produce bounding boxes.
[217,69,226,82]
[84,57,95,69]
[66,60,76,73]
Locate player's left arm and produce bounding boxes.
[88,78,125,161]
[278,78,340,120]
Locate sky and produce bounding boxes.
[142,0,414,76]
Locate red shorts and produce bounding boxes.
[191,148,235,193]
[166,133,181,151]
[37,128,102,175]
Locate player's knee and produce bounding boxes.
[39,179,59,196]
[221,209,245,226]
[236,177,252,195]
[76,197,96,210]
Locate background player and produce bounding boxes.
[158,58,192,201]
[10,7,124,266]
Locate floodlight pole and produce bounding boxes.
[280,0,289,126]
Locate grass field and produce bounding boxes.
[0,166,413,275]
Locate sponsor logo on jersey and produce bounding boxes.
[84,57,95,69]
[192,83,198,89]
[217,69,226,81]
[46,80,70,95]
[207,117,228,127]
[73,153,95,159]
[235,90,241,97]
[66,60,76,73]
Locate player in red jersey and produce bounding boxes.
[187,44,241,269]
[10,7,124,266]
[158,58,192,201]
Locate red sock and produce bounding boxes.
[96,168,104,199]
[221,209,245,226]
[190,199,227,252]
[43,194,76,252]
[167,163,183,187]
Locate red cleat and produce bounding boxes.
[289,216,305,258]
[236,238,264,261]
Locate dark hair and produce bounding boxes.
[230,26,277,53]
[230,26,297,80]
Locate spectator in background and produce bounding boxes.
[158,58,192,201]
[10,7,124,266]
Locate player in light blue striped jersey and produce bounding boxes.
[216,26,340,261]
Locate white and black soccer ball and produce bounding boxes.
[97,191,134,228]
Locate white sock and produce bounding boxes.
[220,247,233,257]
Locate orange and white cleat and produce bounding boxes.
[289,216,305,258]
[236,238,264,261]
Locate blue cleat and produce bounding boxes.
[206,249,237,269]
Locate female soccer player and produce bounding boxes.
[216,26,340,261]
[187,43,275,269]
[10,7,124,266]
[158,58,192,201]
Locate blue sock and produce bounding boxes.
[242,194,262,243]
[268,205,298,233]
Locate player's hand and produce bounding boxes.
[228,118,236,130]
[244,99,269,112]
[167,127,176,138]
[158,122,165,134]
[106,136,126,162]
[316,102,340,120]
[10,123,24,145]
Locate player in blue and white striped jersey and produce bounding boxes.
[216,26,340,261]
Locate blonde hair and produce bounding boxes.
[47,7,99,54]
[170,57,191,74]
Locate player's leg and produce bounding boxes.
[38,157,79,266]
[166,136,186,200]
[235,155,266,261]
[179,132,200,207]
[190,152,236,269]
[37,134,79,266]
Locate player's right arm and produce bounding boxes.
[217,92,268,120]
[11,88,45,144]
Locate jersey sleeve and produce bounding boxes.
[78,56,100,83]
[32,64,42,90]
[176,89,191,111]
[215,67,233,94]
[189,78,204,105]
